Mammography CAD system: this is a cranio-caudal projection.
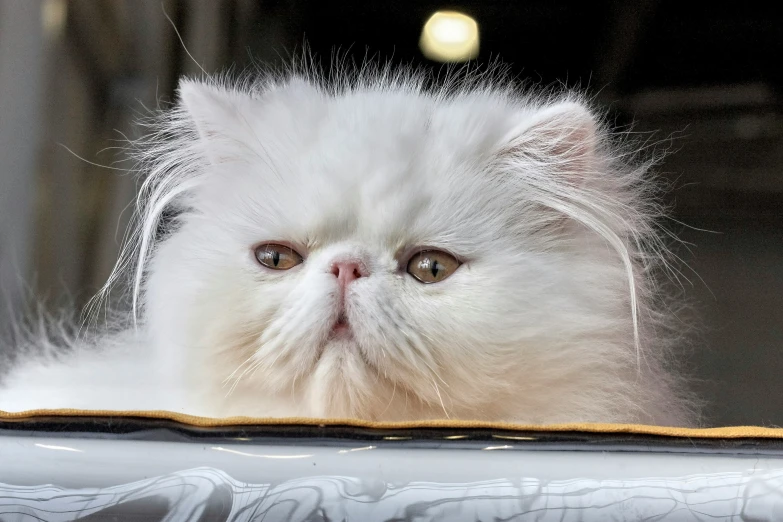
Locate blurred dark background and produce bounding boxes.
[0,0,781,426]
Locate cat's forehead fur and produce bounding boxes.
[190,78,533,252]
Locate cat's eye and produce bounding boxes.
[254,243,303,270]
[406,250,461,284]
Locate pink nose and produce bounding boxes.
[330,260,367,288]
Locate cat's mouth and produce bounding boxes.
[331,312,351,337]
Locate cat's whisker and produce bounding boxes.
[378,380,397,418]
[399,328,449,389]
[225,362,254,397]
[382,301,444,381]
[378,315,426,372]
[431,378,451,419]
[290,372,301,397]
[237,359,266,390]
[226,348,276,397]
[223,353,259,386]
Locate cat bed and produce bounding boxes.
[4,411,783,521]
[2,409,782,439]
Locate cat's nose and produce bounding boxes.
[330,260,368,288]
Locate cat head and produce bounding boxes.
[137,69,666,421]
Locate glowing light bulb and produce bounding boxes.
[41,0,67,38]
[419,11,479,63]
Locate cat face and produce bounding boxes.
[145,78,636,420]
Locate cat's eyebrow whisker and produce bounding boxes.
[57,143,133,172]
[161,3,208,77]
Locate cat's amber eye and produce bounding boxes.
[406,250,461,284]
[254,243,303,270]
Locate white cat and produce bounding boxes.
[0,63,697,425]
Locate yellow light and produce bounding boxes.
[41,0,67,38]
[420,11,479,63]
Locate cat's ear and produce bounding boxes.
[177,79,257,164]
[497,101,598,178]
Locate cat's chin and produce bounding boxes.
[319,332,375,371]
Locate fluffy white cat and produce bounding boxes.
[0,63,697,425]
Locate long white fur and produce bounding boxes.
[0,61,697,425]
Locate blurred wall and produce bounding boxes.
[0,0,44,323]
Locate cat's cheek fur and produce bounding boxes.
[144,226,296,414]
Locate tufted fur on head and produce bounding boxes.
[0,60,697,425]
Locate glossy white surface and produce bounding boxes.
[2,435,783,520]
